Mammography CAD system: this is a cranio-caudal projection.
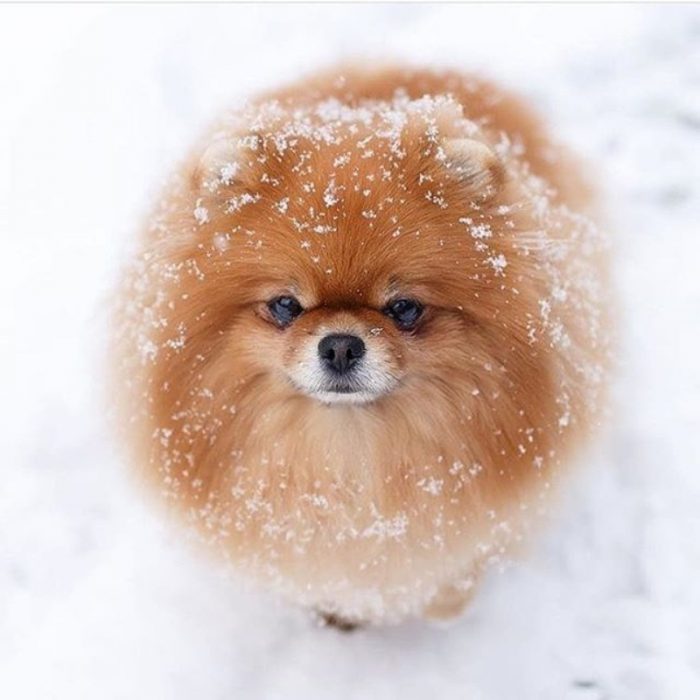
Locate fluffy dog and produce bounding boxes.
[113,66,609,626]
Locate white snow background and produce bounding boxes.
[1,4,699,699]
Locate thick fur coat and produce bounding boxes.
[114,67,609,625]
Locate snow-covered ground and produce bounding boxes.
[2,4,699,698]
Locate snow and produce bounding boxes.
[1,3,700,699]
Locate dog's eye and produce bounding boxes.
[267,296,303,327]
[384,298,423,330]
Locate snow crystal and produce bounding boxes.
[486,253,508,275]
[213,233,230,251]
[220,162,240,185]
[227,192,261,213]
[193,200,209,225]
[322,179,339,207]
[417,477,444,496]
[467,222,493,240]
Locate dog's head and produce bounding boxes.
[166,95,551,420]
[118,90,607,514]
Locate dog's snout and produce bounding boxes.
[318,334,366,374]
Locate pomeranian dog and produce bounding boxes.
[113,66,609,627]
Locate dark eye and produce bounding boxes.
[384,298,424,330]
[267,295,303,327]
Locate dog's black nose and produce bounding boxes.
[318,334,366,374]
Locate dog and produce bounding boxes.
[113,66,609,627]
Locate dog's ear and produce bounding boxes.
[191,132,261,193]
[441,138,504,200]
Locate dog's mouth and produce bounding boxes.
[288,375,391,406]
[309,387,383,405]
[308,376,384,405]
[286,358,400,406]
[323,381,361,395]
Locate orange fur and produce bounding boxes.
[113,66,609,625]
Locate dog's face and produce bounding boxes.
[260,294,407,406]
[243,242,449,407]
[182,96,533,415]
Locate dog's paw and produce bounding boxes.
[313,610,363,632]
